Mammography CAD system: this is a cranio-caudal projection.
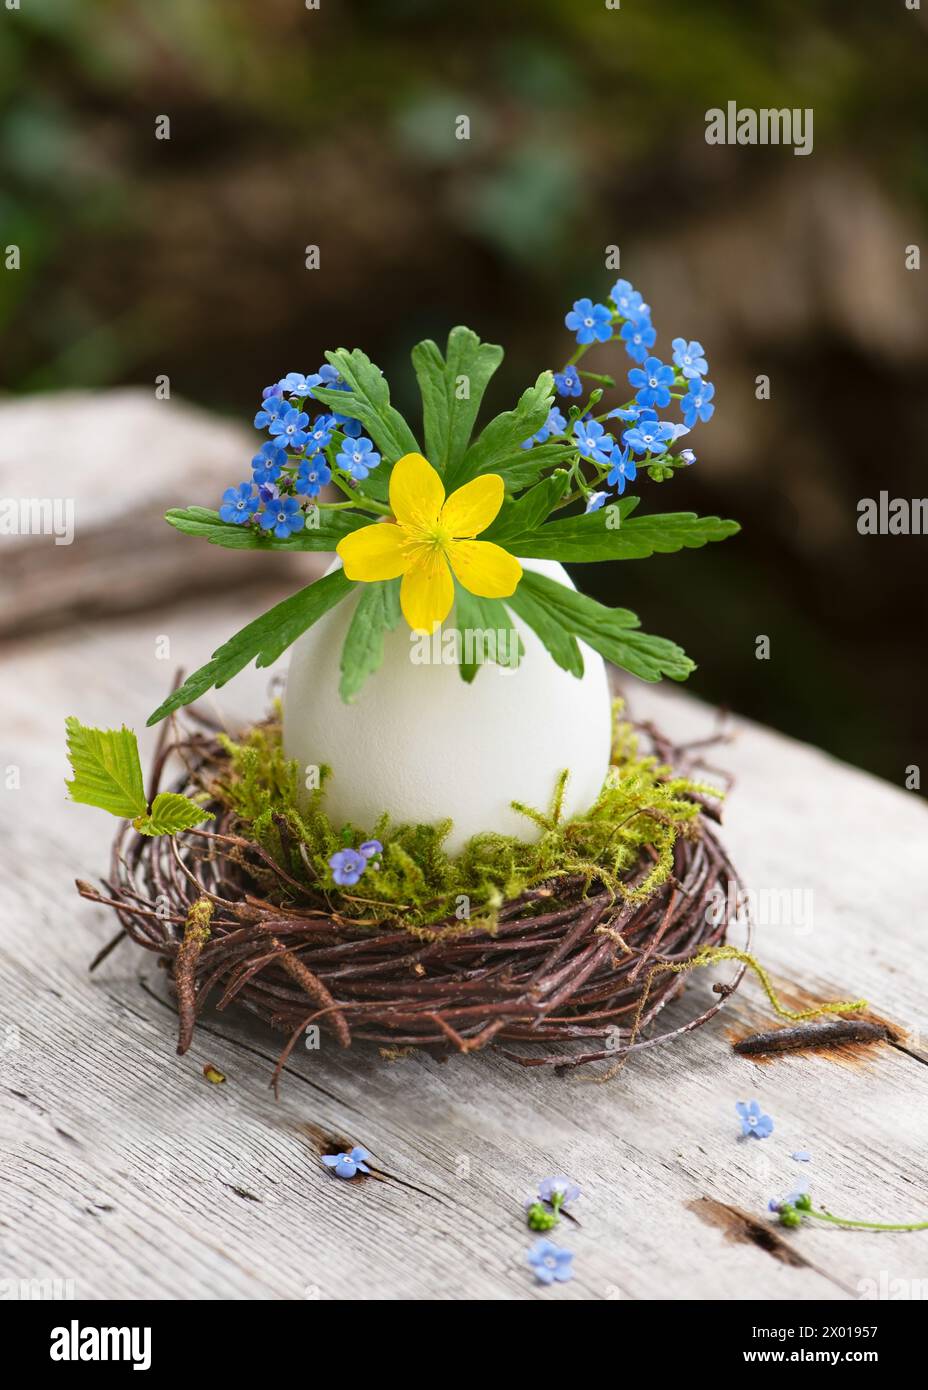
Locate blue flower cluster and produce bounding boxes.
[218,366,382,536]
[522,278,717,514]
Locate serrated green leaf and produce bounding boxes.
[65,717,147,818]
[134,792,213,837]
[517,571,695,683]
[507,507,740,562]
[165,506,370,552]
[412,327,504,479]
[453,589,523,682]
[450,371,555,489]
[506,583,584,678]
[485,470,571,543]
[500,440,580,492]
[147,569,355,726]
[312,348,420,470]
[339,579,402,703]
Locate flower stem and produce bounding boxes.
[330,474,391,516]
[811,1208,928,1233]
[566,342,591,369]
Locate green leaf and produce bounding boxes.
[516,571,695,683]
[65,717,147,819]
[485,470,571,543]
[134,792,213,837]
[66,720,216,836]
[411,326,504,478]
[506,583,584,678]
[164,506,369,552]
[312,348,420,465]
[506,505,741,562]
[453,589,523,682]
[450,371,555,489]
[501,440,580,492]
[147,569,355,725]
[339,579,402,703]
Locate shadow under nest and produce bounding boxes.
[78,707,752,1089]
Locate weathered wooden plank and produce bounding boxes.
[0,390,316,639]
[1,601,927,1300]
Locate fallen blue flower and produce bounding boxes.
[527,1238,574,1285]
[538,1176,581,1208]
[737,1099,774,1139]
[769,1181,809,1212]
[321,1146,372,1179]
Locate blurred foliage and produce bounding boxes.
[2,0,927,785]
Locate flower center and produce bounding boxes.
[402,522,452,565]
[422,523,452,553]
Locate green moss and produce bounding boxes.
[207,704,720,938]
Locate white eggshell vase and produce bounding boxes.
[282,559,613,854]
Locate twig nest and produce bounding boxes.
[79,711,751,1086]
[283,559,613,854]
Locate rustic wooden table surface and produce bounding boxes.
[2,395,927,1301]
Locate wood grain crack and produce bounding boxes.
[687,1197,857,1295]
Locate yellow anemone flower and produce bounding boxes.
[336,452,522,632]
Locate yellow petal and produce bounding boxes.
[389,453,445,534]
[400,554,454,632]
[447,540,522,599]
[440,473,505,538]
[336,523,409,581]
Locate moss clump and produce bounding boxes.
[207,704,720,938]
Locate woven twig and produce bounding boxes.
[78,714,752,1085]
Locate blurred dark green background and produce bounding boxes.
[3,0,927,786]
